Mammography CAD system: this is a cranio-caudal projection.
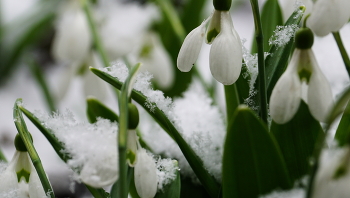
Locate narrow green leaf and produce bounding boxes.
[0,147,6,162]
[155,161,181,198]
[118,64,141,198]
[332,86,350,146]
[251,0,283,53]
[85,185,111,198]
[19,106,68,162]
[19,105,110,198]
[271,101,324,182]
[265,6,305,100]
[14,99,55,198]
[86,97,119,123]
[90,67,220,198]
[0,1,58,84]
[223,105,291,198]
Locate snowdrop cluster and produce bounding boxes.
[269,27,333,124]
[101,64,226,181]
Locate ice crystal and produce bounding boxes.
[155,158,178,190]
[33,110,119,187]
[269,24,299,47]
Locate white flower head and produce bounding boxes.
[0,151,47,198]
[312,146,350,198]
[52,0,91,65]
[134,148,158,198]
[269,48,333,124]
[308,0,350,36]
[177,9,242,85]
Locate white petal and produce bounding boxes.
[0,161,18,194]
[269,51,302,124]
[52,1,91,64]
[138,33,175,90]
[79,155,119,188]
[209,11,242,85]
[312,147,350,198]
[306,50,333,122]
[127,130,138,167]
[308,0,350,36]
[83,52,107,100]
[206,10,221,44]
[28,165,47,198]
[134,149,157,198]
[177,23,206,72]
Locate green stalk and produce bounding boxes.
[13,99,55,198]
[118,64,141,198]
[249,0,268,123]
[333,31,350,77]
[0,147,7,162]
[29,60,56,113]
[82,0,109,68]
[224,84,240,123]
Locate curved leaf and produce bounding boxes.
[271,101,324,182]
[223,105,291,198]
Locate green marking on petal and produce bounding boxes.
[17,169,31,183]
[298,69,311,83]
[206,28,219,44]
[139,44,153,58]
[333,165,347,179]
[127,150,136,165]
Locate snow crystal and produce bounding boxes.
[33,110,119,187]
[155,158,178,190]
[0,161,7,173]
[269,24,299,47]
[100,63,226,182]
[241,39,270,111]
[259,188,305,198]
[0,188,20,198]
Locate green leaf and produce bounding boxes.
[85,185,111,198]
[90,67,220,198]
[223,105,291,198]
[332,86,350,146]
[155,161,181,198]
[0,1,58,84]
[251,0,283,53]
[265,6,305,101]
[14,99,55,198]
[86,97,119,123]
[271,101,324,182]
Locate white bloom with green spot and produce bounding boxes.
[0,151,47,198]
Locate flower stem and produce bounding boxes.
[224,84,240,123]
[29,60,56,113]
[333,31,350,77]
[0,147,7,162]
[249,0,268,123]
[82,0,110,68]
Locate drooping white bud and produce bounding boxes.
[134,149,158,198]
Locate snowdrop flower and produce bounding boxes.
[311,146,350,198]
[134,32,175,90]
[134,148,158,198]
[0,135,47,198]
[269,27,333,124]
[52,0,91,65]
[308,0,350,36]
[177,7,242,85]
